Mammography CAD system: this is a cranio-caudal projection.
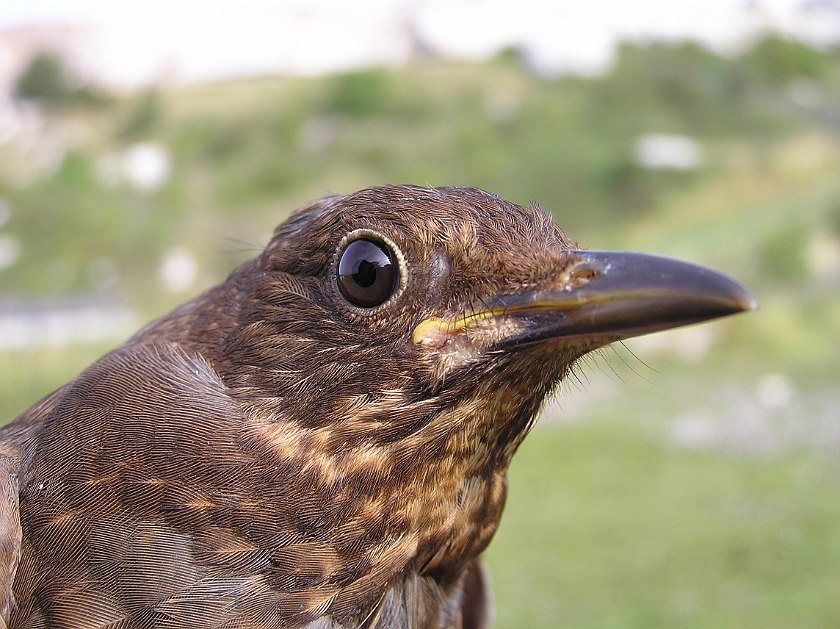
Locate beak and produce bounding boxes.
[413,251,757,349]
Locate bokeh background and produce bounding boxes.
[1,1,839,626]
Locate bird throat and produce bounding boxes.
[242,341,567,614]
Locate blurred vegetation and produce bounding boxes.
[488,407,840,628]
[15,53,73,104]
[117,88,162,139]
[1,35,840,628]
[15,52,109,108]
[326,68,393,117]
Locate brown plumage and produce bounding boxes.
[0,185,755,629]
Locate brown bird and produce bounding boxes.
[0,185,755,629]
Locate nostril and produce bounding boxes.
[567,265,600,289]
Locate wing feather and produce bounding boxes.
[0,449,21,629]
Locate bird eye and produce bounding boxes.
[337,237,399,309]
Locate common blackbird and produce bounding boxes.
[0,185,755,629]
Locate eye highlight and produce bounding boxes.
[335,233,404,310]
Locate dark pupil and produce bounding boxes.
[354,259,378,288]
[337,238,397,308]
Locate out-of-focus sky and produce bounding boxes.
[0,0,833,89]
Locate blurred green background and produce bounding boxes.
[2,37,839,627]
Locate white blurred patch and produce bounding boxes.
[0,104,18,146]
[299,118,335,155]
[484,90,519,122]
[634,134,702,170]
[160,247,197,293]
[0,102,41,148]
[31,135,66,174]
[122,142,170,191]
[96,143,171,191]
[663,376,840,456]
[0,200,11,227]
[0,103,65,187]
[625,324,714,362]
[788,78,824,110]
[807,233,840,280]
[87,256,119,291]
[669,414,718,447]
[756,374,795,409]
[670,405,778,453]
[0,296,135,349]
[0,234,21,269]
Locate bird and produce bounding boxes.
[0,184,755,629]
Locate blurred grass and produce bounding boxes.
[1,36,840,627]
[488,414,840,629]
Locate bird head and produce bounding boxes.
[182,184,754,595]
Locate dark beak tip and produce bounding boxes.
[713,275,758,316]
